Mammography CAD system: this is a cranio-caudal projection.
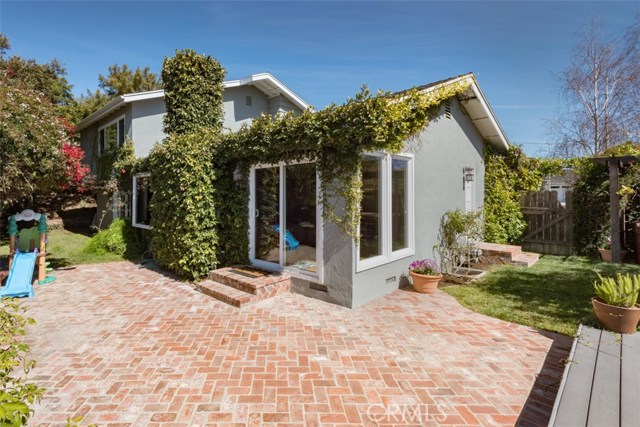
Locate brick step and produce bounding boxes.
[195,280,255,307]
[475,242,522,258]
[208,266,290,294]
[511,252,540,267]
[474,242,540,268]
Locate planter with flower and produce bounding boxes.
[598,236,628,262]
[408,259,442,294]
[592,272,640,334]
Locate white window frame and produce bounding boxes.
[356,152,414,272]
[98,115,126,156]
[132,172,152,230]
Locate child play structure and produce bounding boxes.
[0,209,55,299]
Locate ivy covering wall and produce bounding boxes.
[148,49,472,279]
[149,50,225,278]
[483,145,563,244]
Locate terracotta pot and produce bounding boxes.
[592,297,640,334]
[599,249,628,262]
[409,271,442,294]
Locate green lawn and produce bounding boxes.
[444,255,640,336]
[1,228,128,268]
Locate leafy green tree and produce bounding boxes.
[0,34,73,109]
[98,64,161,96]
[0,80,71,214]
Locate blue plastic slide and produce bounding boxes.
[0,250,36,298]
[273,225,300,250]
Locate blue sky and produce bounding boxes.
[1,1,638,155]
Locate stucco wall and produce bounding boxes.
[223,86,269,132]
[131,98,166,157]
[348,99,487,307]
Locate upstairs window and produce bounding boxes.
[98,116,125,155]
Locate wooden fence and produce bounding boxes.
[520,190,574,255]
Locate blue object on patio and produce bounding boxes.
[0,250,37,298]
[273,225,300,250]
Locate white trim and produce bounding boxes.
[132,173,152,230]
[249,161,322,280]
[97,114,126,155]
[356,152,415,273]
[77,73,310,131]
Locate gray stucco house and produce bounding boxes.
[76,72,309,227]
[79,72,508,308]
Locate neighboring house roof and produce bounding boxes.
[398,72,510,151]
[76,72,310,132]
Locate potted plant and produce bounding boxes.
[598,236,628,262]
[592,272,640,334]
[408,259,442,294]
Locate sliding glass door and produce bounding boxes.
[250,162,320,277]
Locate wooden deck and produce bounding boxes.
[548,325,640,427]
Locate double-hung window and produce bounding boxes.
[98,116,125,155]
[357,153,414,271]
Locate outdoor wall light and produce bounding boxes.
[464,167,475,182]
[233,166,243,182]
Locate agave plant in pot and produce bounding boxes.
[592,273,640,334]
[408,258,442,294]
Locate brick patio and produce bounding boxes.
[22,262,571,427]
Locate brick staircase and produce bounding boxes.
[474,242,540,268]
[194,266,290,307]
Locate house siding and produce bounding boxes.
[348,98,486,307]
[131,98,166,157]
[223,86,269,132]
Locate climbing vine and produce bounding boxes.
[483,145,563,244]
[148,50,471,279]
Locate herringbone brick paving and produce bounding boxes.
[22,262,570,427]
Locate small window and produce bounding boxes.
[246,95,252,106]
[132,173,152,229]
[98,129,105,155]
[98,116,126,154]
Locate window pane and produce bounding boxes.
[118,119,125,147]
[284,163,317,273]
[105,122,117,151]
[392,158,408,251]
[255,167,280,264]
[98,129,105,155]
[360,156,382,260]
[135,175,152,226]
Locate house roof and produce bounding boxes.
[76,72,310,131]
[399,72,510,151]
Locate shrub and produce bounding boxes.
[83,218,142,257]
[0,299,44,425]
[149,131,218,279]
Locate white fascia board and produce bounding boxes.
[78,73,310,132]
[76,90,166,132]
[225,73,310,111]
[467,81,510,151]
